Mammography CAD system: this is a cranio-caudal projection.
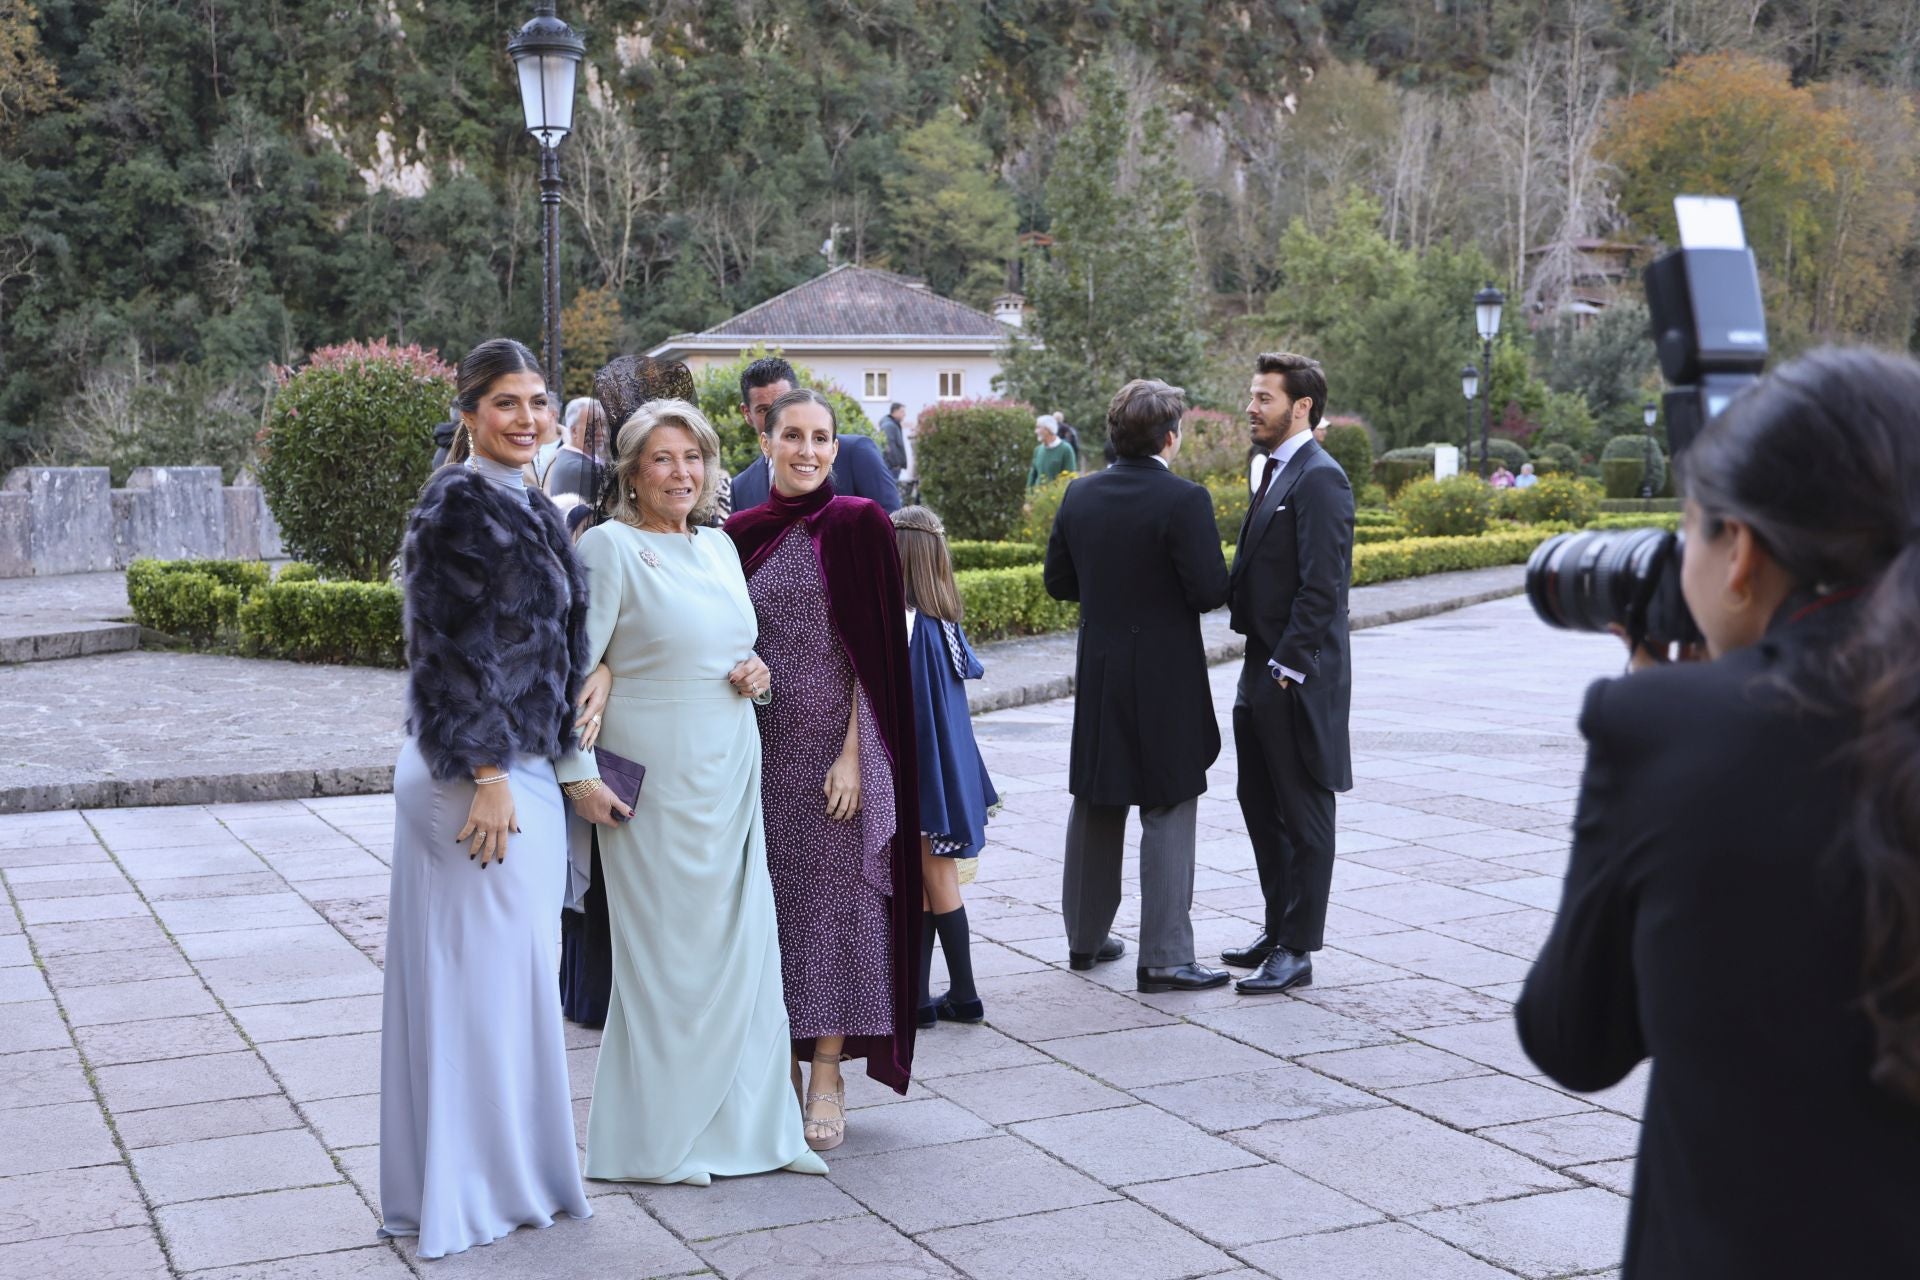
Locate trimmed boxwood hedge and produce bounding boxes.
[954,565,1079,641]
[238,580,404,666]
[949,540,1044,571]
[127,558,272,642]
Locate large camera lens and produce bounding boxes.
[1525,527,1699,648]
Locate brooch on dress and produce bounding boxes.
[637,546,661,569]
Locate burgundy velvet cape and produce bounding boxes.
[726,482,922,1093]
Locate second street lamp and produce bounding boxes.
[1460,364,1479,478]
[1641,400,1659,500]
[508,2,586,401]
[1473,284,1504,479]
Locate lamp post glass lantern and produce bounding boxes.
[1460,364,1479,476]
[509,1,586,401]
[1472,285,1504,478]
[1641,400,1659,499]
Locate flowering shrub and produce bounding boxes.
[1392,474,1494,538]
[261,340,454,581]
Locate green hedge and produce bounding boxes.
[1351,526,1570,587]
[1355,524,1411,545]
[1601,434,1668,496]
[1393,475,1494,537]
[916,399,1037,541]
[127,558,272,642]
[949,540,1044,571]
[239,580,404,666]
[1586,511,1683,532]
[1355,509,1400,527]
[955,564,1078,641]
[1598,497,1683,513]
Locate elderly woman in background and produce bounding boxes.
[725,388,921,1153]
[380,337,622,1257]
[568,396,826,1184]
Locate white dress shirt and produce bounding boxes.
[1255,429,1316,687]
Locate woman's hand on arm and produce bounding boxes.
[576,663,612,750]
[824,695,861,820]
[458,769,517,867]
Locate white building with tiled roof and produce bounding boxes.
[646,264,1020,426]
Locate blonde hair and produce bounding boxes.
[604,398,723,528]
[891,505,964,622]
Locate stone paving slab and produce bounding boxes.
[2,565,1524,813]
[0,596,1637,1278]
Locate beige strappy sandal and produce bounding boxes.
[803,1055,847,1152]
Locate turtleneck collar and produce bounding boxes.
[767,477,835,522]
[467,451,529,501]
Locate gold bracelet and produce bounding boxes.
[561,778,602,800]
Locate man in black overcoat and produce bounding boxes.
[1225,352,1355,994]
[1043,379,1232,994]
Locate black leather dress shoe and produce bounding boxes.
[1069,935,1127,971]
[1137,963,1231,994]
[1235,948,1313,995]
[1221,931,1276,969]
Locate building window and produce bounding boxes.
[938,370,964,400]
[863,370,889,400]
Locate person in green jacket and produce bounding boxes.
[1028,414,1078,488]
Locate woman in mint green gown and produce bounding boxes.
[558,396,826,1185]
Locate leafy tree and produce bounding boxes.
[1540,300,1659,438]
[882,117,1017,307]
[1603,53,1854,344]
[999,62,1206,444]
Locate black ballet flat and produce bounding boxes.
[934,992,985,1024]
[915,1003,938,1029]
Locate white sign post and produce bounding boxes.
[1433,444,1461,480]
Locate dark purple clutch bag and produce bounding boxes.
[595,746,646,819]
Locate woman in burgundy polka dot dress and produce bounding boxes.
[725,388,922,1154]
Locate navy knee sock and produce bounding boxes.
[933,906,977,1005]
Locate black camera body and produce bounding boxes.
[1524,197,1766,649]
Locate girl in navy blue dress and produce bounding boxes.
[892,506,998,1026]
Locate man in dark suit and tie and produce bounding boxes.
[1226,352,1355,995]
[1044,379,1232,994]
[726,356,901,513]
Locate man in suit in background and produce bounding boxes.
[1226,352,1355,995]
[1044,379,1232,994]
[727,356,902,513]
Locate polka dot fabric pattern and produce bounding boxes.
[750,526,896,1040]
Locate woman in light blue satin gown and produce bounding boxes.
[561,394,826,1184]
[379,339,625,1258]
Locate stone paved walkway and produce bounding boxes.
[0,596,1634,1279]
[1,565,1525,813]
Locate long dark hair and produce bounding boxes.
[445,338,542,465]
[1684,345,1920,1105]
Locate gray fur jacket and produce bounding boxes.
[401,466,591,780]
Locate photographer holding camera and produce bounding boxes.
[1516,347,1920,1277]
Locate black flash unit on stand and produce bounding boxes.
[1641,196,1769,460]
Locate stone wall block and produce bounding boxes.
[0,492,29,577]
[2,466,116,575]
[115,467,226,566]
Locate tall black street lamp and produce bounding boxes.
[1640,400,1659,500]
[508,2,586,399]
[1473,284,1504,478]
[1459,364,1479,477]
